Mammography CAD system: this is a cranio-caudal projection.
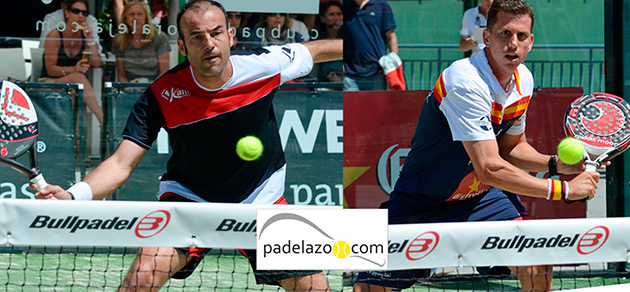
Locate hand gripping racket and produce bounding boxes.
[0,81,48,190]
[564,92,630,172]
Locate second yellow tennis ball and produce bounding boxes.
[236,136,263,161]
[558,137,584,165]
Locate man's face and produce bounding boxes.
[483,11,533,77]
[177,5,233,81]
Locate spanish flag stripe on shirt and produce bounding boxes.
[490,102,503,124]
[434,74,446,103]
[503,95,531,120]
[514,69,523,95]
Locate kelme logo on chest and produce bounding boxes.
[161,88,191,102]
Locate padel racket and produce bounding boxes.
[564,92,630,172]
[0,80,48,189]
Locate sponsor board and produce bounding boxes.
[256,209,388,270]
[1,199,340,248]
[388,218,627,270]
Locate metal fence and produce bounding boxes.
[400,44,605,93]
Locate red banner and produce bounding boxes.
[343,87,587,219]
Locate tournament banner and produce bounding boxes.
[387,217,630,270]
[256,209,388,270]
[0,86,82,199]
[0,199,339,249]
[103,85,342,205]
[343,88,587,218]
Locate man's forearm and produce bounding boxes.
[304,39,343,63]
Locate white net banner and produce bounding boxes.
[0,199,338,249]
[388,218,630,270]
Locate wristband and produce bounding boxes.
[87,41,96,46]
[66,181,92,200]
[546,179,568,201]
[548,155,559,177]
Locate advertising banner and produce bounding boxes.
[387,218,630,270]
[0,199,338,249]
[256,209,388,270]
[343,88,587,218]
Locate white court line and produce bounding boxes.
[561,283,630,292]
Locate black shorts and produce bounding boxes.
[355,187,529,288]
[160,193,322,285]
[173,247,322,285]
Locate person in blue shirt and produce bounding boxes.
[343,0,399,91]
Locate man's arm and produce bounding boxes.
[499,133,587,175]
[36,140,147,200]
[459,35,476,52]
[462,138,599,201]
[303,39,342,63]
[385,30,399,54]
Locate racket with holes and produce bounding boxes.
[0,80,47,189]
[564,92,630,172]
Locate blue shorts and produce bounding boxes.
[355,187,529,288]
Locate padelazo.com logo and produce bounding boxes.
[28,210,171,239]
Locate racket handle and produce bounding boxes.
[585,161,599,172]
[30,173,48,190]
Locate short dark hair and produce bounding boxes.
[487,0,534,32]
[66,0,89,11]
[176,0,228,42]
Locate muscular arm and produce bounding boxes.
[498,132,549,173]
[463,136,599,201]
[385,30,398,54]
[83,140,147,200]
[35,140,146,200]
[303,39,342,63]
[463,139,550,198]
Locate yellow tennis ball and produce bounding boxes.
[558,137,584,165]
[332,240,351,259]
[236,136,263,161]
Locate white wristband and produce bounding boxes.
[67,181,93,200]
[546,178,552,200]
[87,41,96,46]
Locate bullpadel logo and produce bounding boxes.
[256,209,388,270]
[28,210,171,239]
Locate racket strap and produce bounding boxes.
[546,179,569,201]
[548,155,561,177]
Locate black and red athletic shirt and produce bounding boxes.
[121,44,314,203]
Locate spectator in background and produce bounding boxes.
[460,0,493,57]
[114,0,168,26]
[317,1,343,40]
[289,15,311,42]
[111,0,170,83]
[312,1,343,83]
[247,13,305,48]
[227,11,244,50]
[343,0,399,91]
[38,0,102,53]
[40,0,103,124]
